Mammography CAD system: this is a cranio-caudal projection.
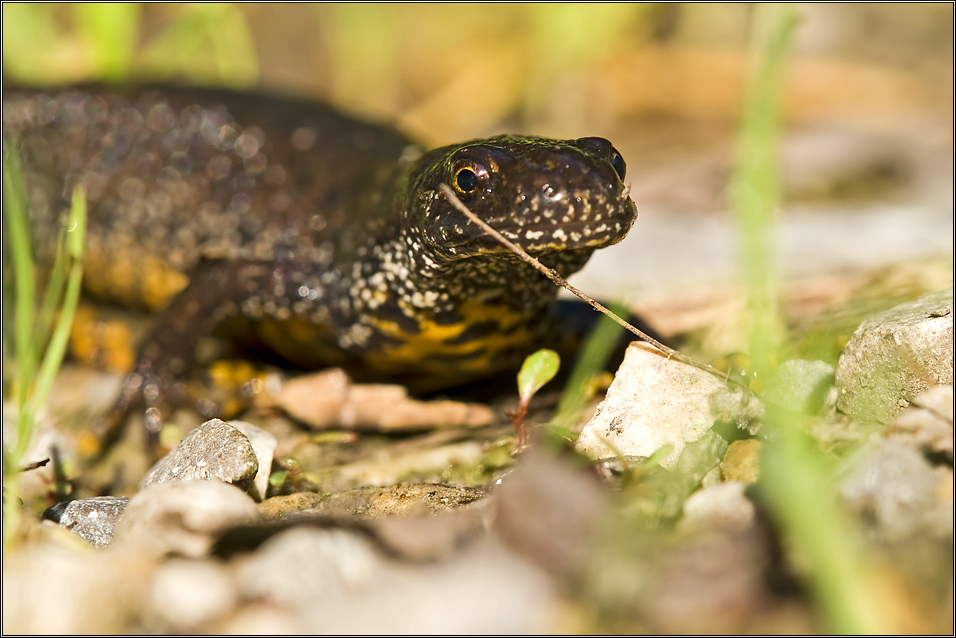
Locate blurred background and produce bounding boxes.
[3,3,953,353]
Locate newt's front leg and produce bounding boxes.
[95,259,288,452]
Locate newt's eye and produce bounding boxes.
[451,161,488,197]
[455,168,478,193]
[610,149,626,181]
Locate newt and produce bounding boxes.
[3,85,638,436]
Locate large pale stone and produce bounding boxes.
[836,287,953,424]
[576,341,726,469]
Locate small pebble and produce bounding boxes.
[237,525,554,634]
[236,526,385,609]
[139,418,259,495]
[41,496,129,548]
[721,439,762,484]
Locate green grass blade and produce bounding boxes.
[760,415,884,633]
[730,5,792,375]
[20,188,87,460]
[35,225,69,355]
[552,302,628,433]
[3,150,88,551]
[2,145,37,413]
[732,4,889,633]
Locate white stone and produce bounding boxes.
[576,342,726,469]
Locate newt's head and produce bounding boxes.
[404,135,637,264]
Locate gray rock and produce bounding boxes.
[139,419,259,494]
[493,450,609,575]
[709,386,765,435]
[41,496,129,548]
[762,359,836,415]
[577,341,727,468]
[839,440,946,541]
[836,288,954,423]
[888,385,953,460]
[229,421,278,501]
[115,480,261,558]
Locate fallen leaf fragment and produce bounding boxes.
[258,369,496,431]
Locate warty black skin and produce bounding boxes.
[3,85,637,428]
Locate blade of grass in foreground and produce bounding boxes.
[24,187,87,460]
[3,145,37,415]
[550,302,629,439]
[2,145,87,550]
[731,4,887,633]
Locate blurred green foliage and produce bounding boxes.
[732,5,890,633]
[2,3,256,86]
[1,3,658,136]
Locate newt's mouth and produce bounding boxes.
[497,217,633,251]
[442,211,636,259]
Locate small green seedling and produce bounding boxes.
[510,348,560,450]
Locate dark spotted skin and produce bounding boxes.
[3,85,637,429]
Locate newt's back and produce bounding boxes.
[4,86,417,309]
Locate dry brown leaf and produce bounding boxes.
[259,369,495,431]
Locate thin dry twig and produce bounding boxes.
[438,183,755,394]
[19,458,50,473]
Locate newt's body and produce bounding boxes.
[3,86,637,425]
